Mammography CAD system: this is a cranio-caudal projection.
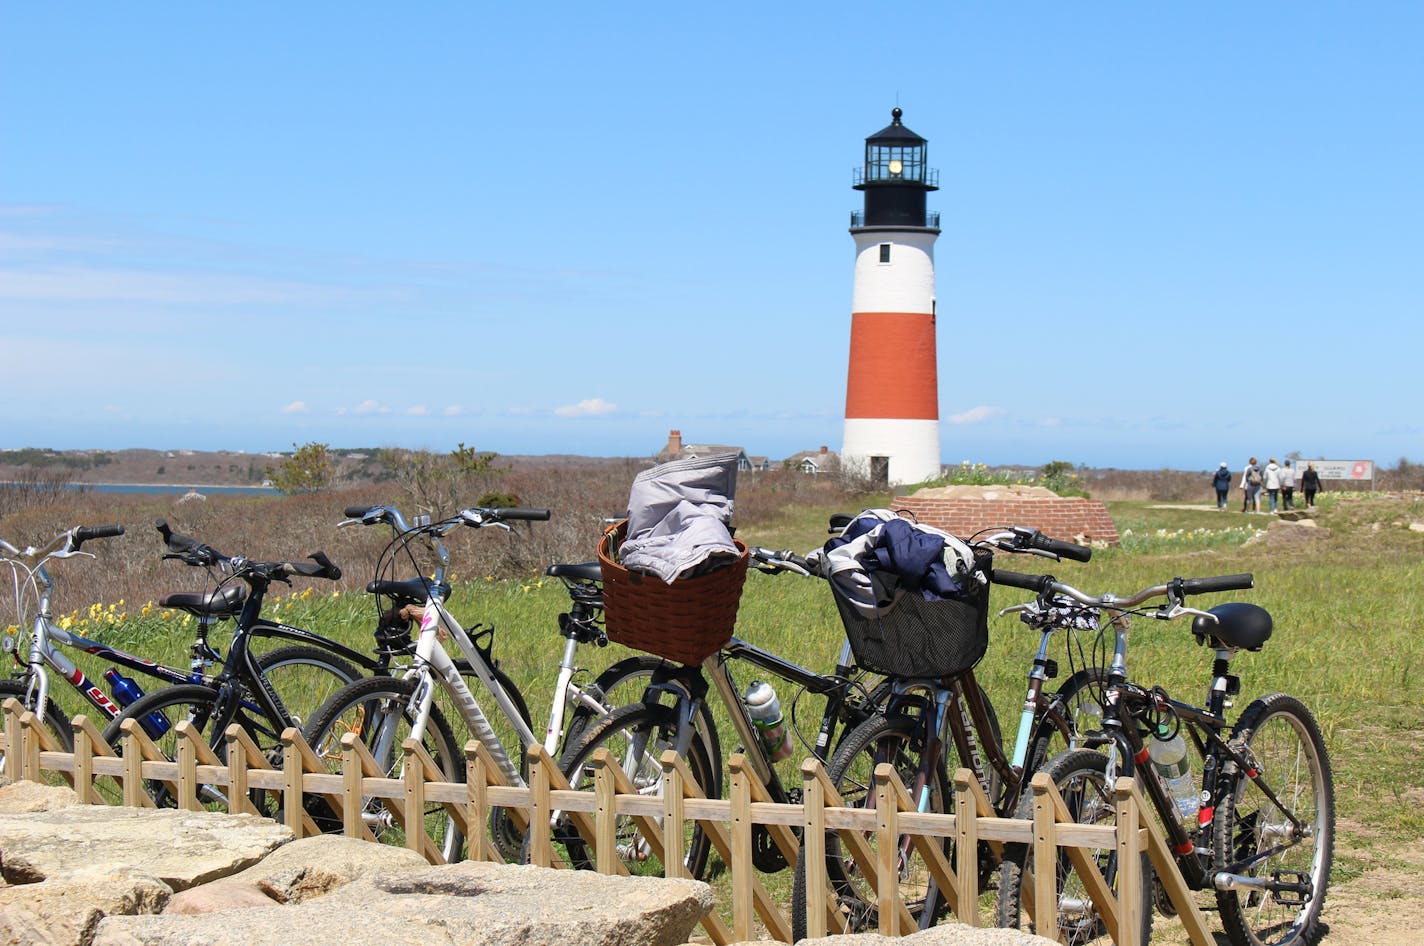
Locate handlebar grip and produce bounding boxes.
[992,569,1052,592]
[73,524,125,548]
[493,507,551,521]
[307,551,343,581]
[1032,533,1092,563]
[344,505,377,519]
[827,513,853,533]
[1180,573,1254,595]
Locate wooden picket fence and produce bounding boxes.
[1,698,1215,946]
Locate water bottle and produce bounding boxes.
[744,681,793,762]
[1148,723,1199,825]
[104,668,145,707]
[104,668,169,740]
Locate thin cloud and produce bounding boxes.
[280,401,310,414]
[0,264,356,306]
[442,405,467,417]
[947,405,1004,425]
[353,400,389,415]
[554,397,617,418]
[405,405,429,416]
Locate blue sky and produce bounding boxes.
[3,4,1419,471]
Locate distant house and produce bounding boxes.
[656,430,754,472]
[785,445,840,475]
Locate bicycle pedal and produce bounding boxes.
[1270,870,1312,907]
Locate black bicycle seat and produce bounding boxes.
[1193,602,1273,651]
[366,577,452,606]
[158,585,247,618]
[546,562,602,582]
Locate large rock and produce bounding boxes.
[0,867,170,946]
[96,861,714,946]
[0,806,292,889]
[796,924,1059,945]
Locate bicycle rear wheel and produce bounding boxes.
[791,711,952,939]
[1213,693,1334,946]
[995,748,1153,946]
[555,702,716,879]
[302,675,465,863]
[253,645,361,731]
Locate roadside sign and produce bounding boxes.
[1299,460,1374,482]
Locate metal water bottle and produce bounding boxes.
[1148,723,1199,825]
[104,668,169,739]
[744,681,792,762]
[104,668,145,707]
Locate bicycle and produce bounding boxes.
[789,523,1102,938]
[299,504,558,862]
[553,537,905,882]
[993,571,1334,946]
[98,527,348,807]
[0,524,356,782]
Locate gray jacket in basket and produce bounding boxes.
[619,452,740,583]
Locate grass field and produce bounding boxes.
[15,491,1424,935]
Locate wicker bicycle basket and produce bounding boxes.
[830,556,992,679]
[597,520,749,666]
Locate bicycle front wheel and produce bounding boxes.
[791,711,952,940]
[1213,692,1334,946]
[995,747,1153,946]
[0,678,76,790]
[302,675,465,863]
[100,683,224,808]
[555,702,716,879]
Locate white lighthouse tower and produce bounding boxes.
[840,107,942,487]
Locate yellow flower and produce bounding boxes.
[58,617,72,629]
[141,603,152,617]
[299,587,312,600]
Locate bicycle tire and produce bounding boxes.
[791,711,952,940]
[0,678,76,791]
[555,701,717,879]
[302,675,465,863]
[100,683,225,809]
[564,655,721,766]
[995,747,1153,946]
[253,644,362,731]
[1213,692,1334,946]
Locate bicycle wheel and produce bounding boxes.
[1024,666,1111,777]
[791,711,952,940]
[302,675,465,863]
[563,655,721,767]
[100,683,225,809]
[1213,693,1334,946]
[0,678,77,790]
[253,645,361,731]
[555,702,716,879]
[995,748,1152,946]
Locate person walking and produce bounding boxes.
[1281,460,1297,510]
[1302,463,1322,507]
[1241,457,1262,513]
[1212,462,1233,510]
[1264,458,1282,513]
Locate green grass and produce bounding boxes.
[33,494,1424,895]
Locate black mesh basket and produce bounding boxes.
[831,565,991,679]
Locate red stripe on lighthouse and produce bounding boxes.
[845,312,938,420]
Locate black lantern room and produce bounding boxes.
[852,107,939,230]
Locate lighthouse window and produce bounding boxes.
[879,243,891,263]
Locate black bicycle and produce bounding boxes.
[994,570,1334,946]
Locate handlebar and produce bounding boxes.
[979,525,1091,563]
[997,571,1254,614]
[748,546,813,576]
[991,568,1052,592]
[459,506,551,524]
[155,518,227,566]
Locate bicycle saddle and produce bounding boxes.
[1193,602,1272,651]
[158,585,247,618]
[545,562,601,582]
[366,577,452,606]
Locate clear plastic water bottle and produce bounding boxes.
[104,668,145,707]
[744,681,793,762]
[1148,723,1199,825]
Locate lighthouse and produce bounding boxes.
[840,107,941,487]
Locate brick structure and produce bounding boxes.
[894,493,1120,545]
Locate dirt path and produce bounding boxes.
[1149,828,1424,946]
